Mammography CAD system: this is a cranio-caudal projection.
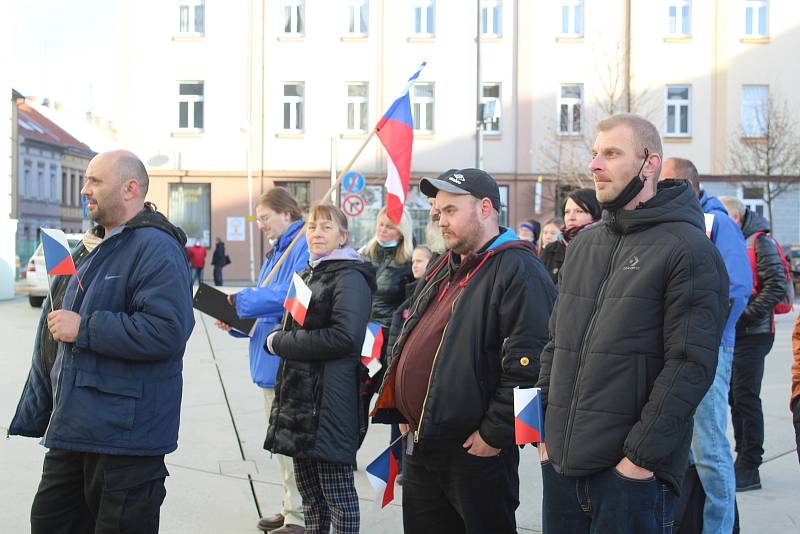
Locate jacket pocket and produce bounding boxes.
[59,370,143,445]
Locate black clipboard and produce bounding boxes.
[193,283,257,336]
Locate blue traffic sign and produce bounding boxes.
[342,171,366,195]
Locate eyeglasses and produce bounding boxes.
[256,213,274,224]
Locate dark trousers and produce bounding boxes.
[213,266,223,286]
[729,332,774,468]
[541,461,674,534]
[31,448,168,534]
[293,458,359,534]
[192,267,203,285]
[402,438,519,534]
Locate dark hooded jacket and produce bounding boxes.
[536,181,730,495]
[8,203,195,456]
[737,209,788,335]
[363,244,413,328]
[372,228,556,449]
[264,251,377,465]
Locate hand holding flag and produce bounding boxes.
[283,272,312,326]
[514,386,544,445]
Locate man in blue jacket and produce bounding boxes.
[661,157,752,533]
[9,150,195,534]
[216,187,310,534]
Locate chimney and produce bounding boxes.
[54,101,63,111]
[42,97,50,107]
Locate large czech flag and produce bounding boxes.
[376,62,426,225]
[40,228,78,277]
[283,272,312,326]
[366,445,400,509]
[514,386,544,445]
[361,322,384,377]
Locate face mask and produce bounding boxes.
[378,240,398,248]
[599,148,650,212]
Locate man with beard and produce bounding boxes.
[9,150,195,534]
[536,114,730,533]
[372,168,556,533]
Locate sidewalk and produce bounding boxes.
[1,295,798,533]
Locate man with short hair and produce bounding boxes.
[720,195,788,491]
[661,157,751,532]
[9,150,195,533]
[537,115,730,533]
[373,168,556,533]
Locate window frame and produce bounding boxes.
[480,0,502,38]
[177,81,205,132]
[743,0,768,38]
[281,82,305,133]
[412,82,435,134]
[178,0,205,35]
[345,82,369,133]
[481,83,502,135]
[557,83,583,136]
[665,85,691,137]
[559,0,584,37]
[281,0,304,35]
[412,0,435,36]
[346,0,369,36]
[740,84,769,138]
[169,183,212,247]
[666,0,692,37]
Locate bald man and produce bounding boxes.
[9,150,195,534]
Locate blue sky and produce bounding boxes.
[10,0,117,118]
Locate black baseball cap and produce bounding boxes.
[419,168,503,211]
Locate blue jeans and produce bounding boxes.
[541,461,674,534]
[690,346,735,533]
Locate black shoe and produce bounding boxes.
[735,467,761,492]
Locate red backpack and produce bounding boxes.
[748,231,795,314]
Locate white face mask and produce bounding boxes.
[378,240,398,248]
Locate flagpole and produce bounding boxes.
[47,274,54,311]
[259,129,377,288]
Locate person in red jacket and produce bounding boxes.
[186,239,207,285]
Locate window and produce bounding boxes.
[744,0,768,37]
[50,164,57,202]
[345,83,368,133]
[37,162,45,200]
[62,171,68,205]
[346,0,368,35]
[281,82,305,132]
[667,0,691,37]
[741,85,768,138]
[413,0,435,36]
[346,184,384,248]
[740,186,766,218]
[498,185,508,227]
[412,83,435,133]
[559,0,584,36]
[481,83,501,134]
[178,81,204,130]
[481,0,501,37]
[179,0,205,34]
[169,184,211,247]
[665,86,691,136]
[558,84,583,135]
[21,159,31,198]
[275,181,311,211]
[282,0,304,35]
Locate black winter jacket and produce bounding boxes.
[540,240,566,285]
[264,255,377,465]
[536,181,730,495]
[364,245,413,327]
[373,229,557,449]
[736,209,788,335]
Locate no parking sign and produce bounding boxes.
[341,194,366,217]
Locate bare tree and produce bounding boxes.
[728,97,800,224]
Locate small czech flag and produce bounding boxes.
[283,272,312,326]
[41,228,78,277]
[366,445,400,509]
[361,322,384,377]
[514,386,544,445]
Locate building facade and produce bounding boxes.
[114,0,800,281]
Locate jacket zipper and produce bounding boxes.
[414,294,461,444]
[559,233,625,470]
[42,250,97,443]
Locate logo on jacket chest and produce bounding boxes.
[622,255,640,271]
